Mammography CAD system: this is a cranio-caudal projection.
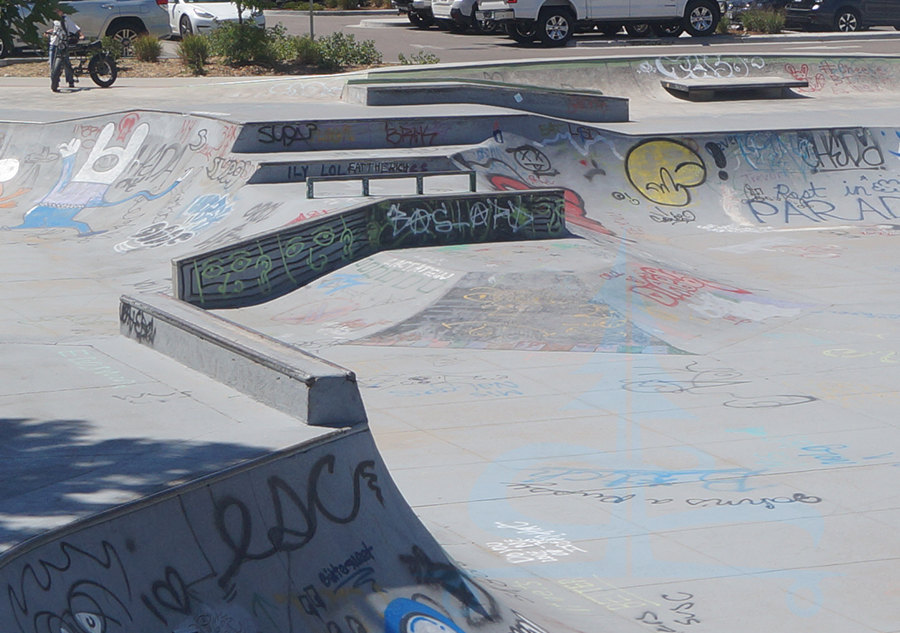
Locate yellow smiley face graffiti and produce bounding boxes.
[625,139,707,207]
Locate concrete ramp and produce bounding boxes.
[0,427,560,633]
[3,53,900,633]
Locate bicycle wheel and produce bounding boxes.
[89,53,118,88]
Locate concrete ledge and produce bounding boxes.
[661,76,809,101]
[249,153,461,185]
[174,189,568,309]
[343,80,629,123]
[119,293,367,428]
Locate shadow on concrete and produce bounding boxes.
[0,417,267,550]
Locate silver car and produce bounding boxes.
[2,0,170,57]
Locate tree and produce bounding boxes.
[232,0,270,25]
[0,0,70,49]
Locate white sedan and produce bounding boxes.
[169,0,266,38]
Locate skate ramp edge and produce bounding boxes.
[174,189,569,309]
[0,427,550,633]
[362,54,900,101]
[342,78,629,123]
[119,293,367,428]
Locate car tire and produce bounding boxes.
[447,19,468,32]
[684,0,719,36]
[506,21,538,43]
[180,15,193,37]
[471,6,498,34]
[0,37,9,59]
[537,8,574,46]
[625,23,652,36]
[472,17,498,33]
[653,21,684,36]
[107,20,146,56]
[833,7,860,31]
[408,9,434,27]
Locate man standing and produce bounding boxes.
[46,8,83,91]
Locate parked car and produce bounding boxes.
[785,0,900,31]
[169,0,265,37]
[0,0,170,57]
[393,0,435,27]
[431,0,503,33]
[476,0,720,46]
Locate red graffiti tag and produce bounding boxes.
[630,266,750,307]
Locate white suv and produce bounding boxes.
[432,0,500,33]
[476,0,719,45]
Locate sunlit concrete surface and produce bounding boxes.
[1,52,899,633]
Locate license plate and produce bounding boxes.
[476,9,514,19]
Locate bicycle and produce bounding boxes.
[51,37,118,92]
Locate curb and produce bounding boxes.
[266,8,397,15]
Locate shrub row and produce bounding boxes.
[738,7,785,33]
[175,23,384,74]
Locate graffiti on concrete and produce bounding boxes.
[625,139,707,207]
[8,119,189,237]
[1,433,539,633]
[638,55,766,80]
[0,158,28,207]
[176,191,566,308]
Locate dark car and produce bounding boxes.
[785,0,900,31]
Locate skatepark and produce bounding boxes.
[1,46,900,633]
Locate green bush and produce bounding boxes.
[293,35,321,65]
[281,1,326,9]
[100,35,124,60]
[315,31,381,71]
[716,15,731,33]
[740,7,785,33]
[132,34,162,62]
[398,51,440,65]
[208,21,275,65]
[178,33,209,74]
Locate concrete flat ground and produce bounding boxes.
[1,50,900,633]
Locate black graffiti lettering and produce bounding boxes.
[385,122,440,147]
[649,208,696,224]
[801,128,885,172]
[207,157,254,187]
[150,567,192,615]
[509,611,551,633]
[399,546,499,623]
[116,143,186,193]
[215,456,383,590]
[7,541,132,633]
[258,123,318,147]
[298,585,326,618]
[685,493,821,509]
[506,145,559,177]
[119,302,156,344]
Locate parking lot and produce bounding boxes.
[262,11,900,63]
